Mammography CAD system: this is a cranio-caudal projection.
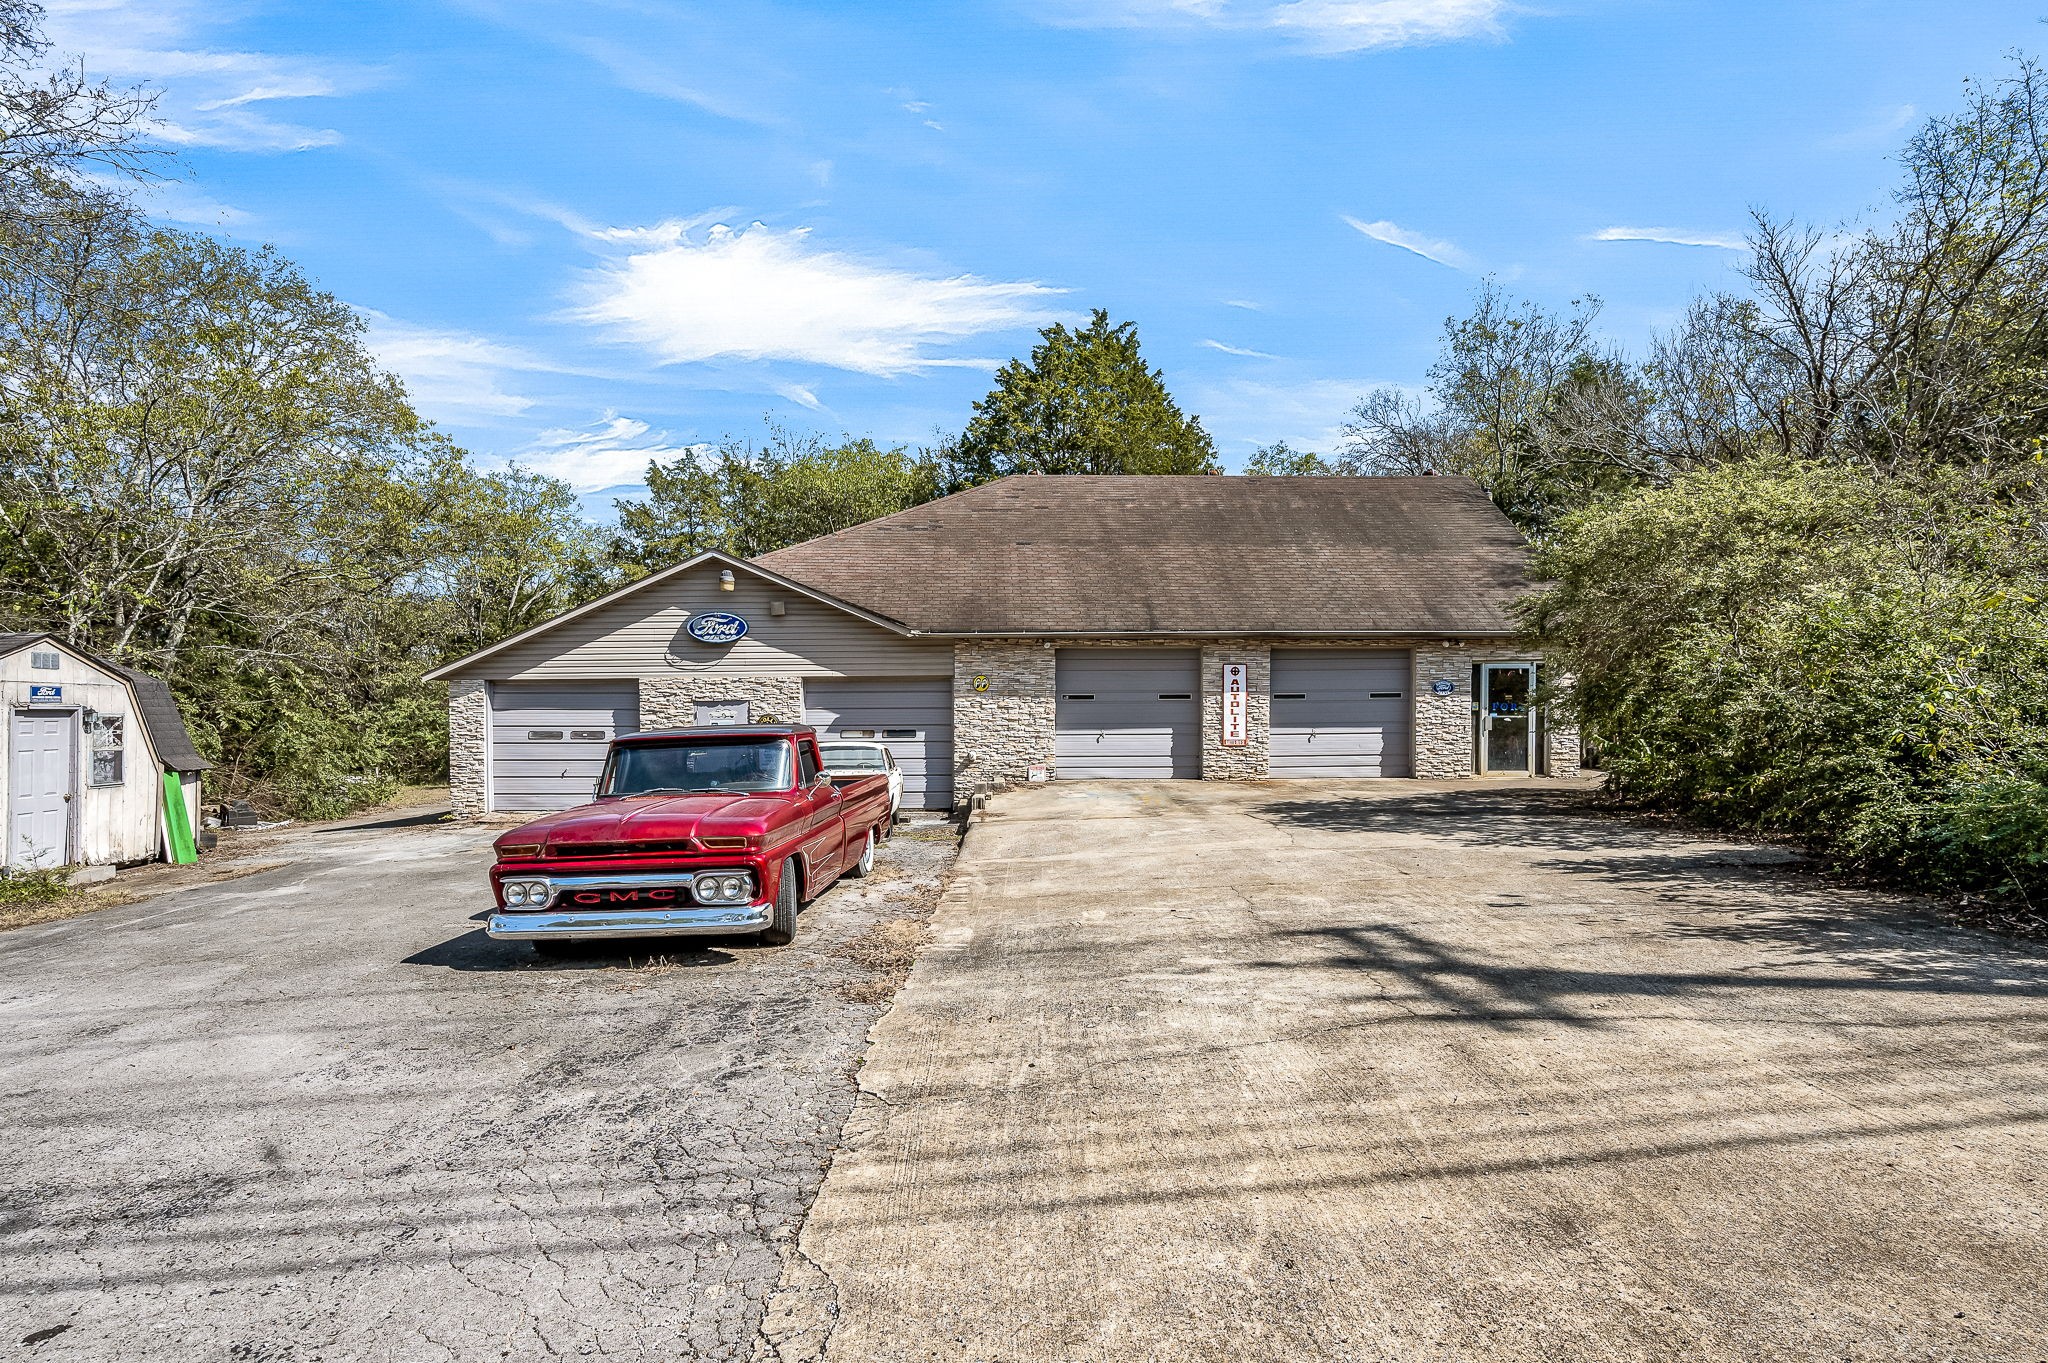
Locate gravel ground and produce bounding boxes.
[0,806,956,1362]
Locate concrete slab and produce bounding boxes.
[800,780,2048,1362]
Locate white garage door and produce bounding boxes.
[489,683,638,811]
[1269,649,1412,778]
[1055,649,1201,779]
[804,678,954,810]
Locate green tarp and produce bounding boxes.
[161,771,197,865]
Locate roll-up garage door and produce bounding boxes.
[489,683,637,811]
[1055,649,1201,779]
[1269,649,1412,778]
[803,678,955,811]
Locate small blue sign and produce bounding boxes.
[27,684,62,705]
[685,611,749,645]
[1431,679,1455,696]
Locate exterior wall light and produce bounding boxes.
[719,569,736,592]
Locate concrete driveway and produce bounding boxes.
[800,781,2048,1362]
[0,807,954,1362]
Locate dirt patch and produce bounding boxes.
[834,915,935,1003]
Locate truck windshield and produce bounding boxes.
[820,745,888,773]
[604,740,794,796]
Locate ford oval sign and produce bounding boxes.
[685,611,749,645]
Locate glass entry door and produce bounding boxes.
[1480,664,1536,775]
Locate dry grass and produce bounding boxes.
[834,885,942,1004]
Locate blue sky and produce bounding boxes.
[43,0,2048,510]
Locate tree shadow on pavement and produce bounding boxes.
[403,927,742,972]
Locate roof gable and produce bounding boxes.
[425,551,925,682]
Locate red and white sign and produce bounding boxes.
[1221,663,1249,747]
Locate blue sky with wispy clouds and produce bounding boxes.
[42,0,2046,509]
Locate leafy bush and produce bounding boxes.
[1525,458,2048,908]
[0,867,75,910]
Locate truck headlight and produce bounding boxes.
[505,882,526,905]
[693,871,753,904]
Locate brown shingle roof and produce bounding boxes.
[758,474,1532,636]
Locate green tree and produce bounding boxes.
[944,309,1218,486]
[1244,441,1337,476]
[612,427,942,570]
[1338,286,1657,532]
[0,203,612,816]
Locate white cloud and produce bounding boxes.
[1200,339,1278,358]
[1590,226,1746,250]
[566,219,1068,376]
[42,0,370,152]
[1825,102,1919,150]
[1040,0,1510,53]
[515,417,706,493]
[1343,215,1470,268]
[1223,298,1264,310]
[359,313,574,422]
[558,36,772,126]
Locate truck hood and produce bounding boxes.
[496,793,792,854]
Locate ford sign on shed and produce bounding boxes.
[685,611,749,645]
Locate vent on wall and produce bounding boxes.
[30,651,59,670]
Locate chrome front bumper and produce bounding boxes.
[486,870,768,940]
[487,901,773,940]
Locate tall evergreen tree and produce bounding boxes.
[945,309,1218,486]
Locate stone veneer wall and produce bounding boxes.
[1410,641,1482,779]
[952,640,1056,797]
[637,675,806,730]
[1199,642,1270,780]
[1545,705,1583,778]
[449,678,488,816]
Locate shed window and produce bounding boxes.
[29,650,59,670]
[86,711,125,787]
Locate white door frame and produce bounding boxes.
[8,705,80,869]
[1477,662,1538,777]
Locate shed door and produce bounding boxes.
[489,683,637,812]
[9,709,75,867]
[1055,649,1200,779]
[1269,649,1412,778]
[804,678,955,811]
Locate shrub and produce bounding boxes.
[1525,458,2048,909]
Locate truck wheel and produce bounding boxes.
[846,828,877,879]
[760,860,799,946]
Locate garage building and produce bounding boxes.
[428,475,1579,814]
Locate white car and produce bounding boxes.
[818,740,903,822]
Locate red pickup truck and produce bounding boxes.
[485,724,894,953]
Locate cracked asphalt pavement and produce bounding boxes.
[0,805,956,1362]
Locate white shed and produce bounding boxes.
[0,634,210,870]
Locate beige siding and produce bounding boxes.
[459,561,952,681]
[0,643,165,867]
